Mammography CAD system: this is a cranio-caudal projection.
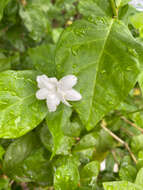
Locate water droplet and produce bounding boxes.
[101,70,106,74]
[126,66,132,71]
[72,63,77,69]
[127,48,138,57]
[31,105,38,112]
[71,47,79,56]
[74,28,86,37]
[109,101,114,105]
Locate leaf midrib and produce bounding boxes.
[87,19,114,123]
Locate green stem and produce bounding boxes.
[110,0,118,18]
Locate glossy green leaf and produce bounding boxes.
[55,18,140,130]
[54,160,80,190]
[78,0,112,17]
[46,105,75,157]
[103,181,142,190]
[80,161,100,186]
[0,70,47,138]
[3,132,53,185]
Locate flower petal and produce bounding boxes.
[65,89,82,101]
[36,88,50,100]
[37,75,57,90]
[46,94,60,112]
[58,75,77,90]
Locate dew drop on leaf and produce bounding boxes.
[127,48,138,57]
[71,47,78,56]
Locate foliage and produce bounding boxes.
[0,0,143,189]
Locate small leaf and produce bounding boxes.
[115,0,131,8]
[54,159,80,190]
[130,12,143,37]
[46,105,75,157]
[80,161,100,186]
[135,168,143,187]
[131,135,143,153]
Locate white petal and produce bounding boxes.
[62,98,71,107]
[100,160,106,171]
[65,89,82,101]
[46,94,60,112]
[58,75,77,90]
[36,88,50,100]
[37,75,57,90]
[113,163,118,173]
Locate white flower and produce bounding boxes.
[36,74,82,112]
[129,0,143,11]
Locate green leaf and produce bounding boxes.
[55,18,140,130]
[131,135,143,153]
[0,0,10,21]
[135,168,143,187]
[130,12,143,38]
[115,0,131,8]
[0,178,10,190]
[119,165,137,182]
[78,0,112,18]
[19,1,50,41]
[0,70,47,138]
[54,159,80,190]
[40,123,54,152]
[46,105,75,157]
[80,161,100,186]
[73,130,114,162]
[3,132,53,185]
[103,181,142,190]
[118,5,138,25]
[28,44,56,76]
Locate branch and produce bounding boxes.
[121,116,143,134]
[101,121,137,164]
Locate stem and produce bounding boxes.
[111,149,119,165]
[101,121,137,164]
[120,127,134,137]
[121,116,143,134]
[109,0,118,18]
[127,108,143,115]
